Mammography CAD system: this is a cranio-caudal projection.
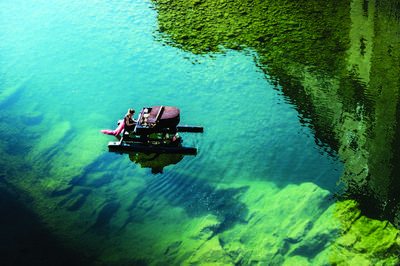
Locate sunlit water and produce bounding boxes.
[1,0,344,264]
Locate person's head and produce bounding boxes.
[128,109,135,116]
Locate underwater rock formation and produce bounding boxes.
[330,200,400,265]
[144,182,337,265]
[165,185,400,266]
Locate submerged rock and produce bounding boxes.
[188,237,233,265]
[179,185,400,265]
[172,182,338,265]
[88,201,121,233]
[190,214,220,240]
[21,111,44,126]
[330,200,400,266]
[0,78,29,109]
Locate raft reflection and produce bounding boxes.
[110,150,184,174]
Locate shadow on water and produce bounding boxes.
[150,0,400,228]
[50,153,118,214]
[50,149,188,214]
[0,181,90,266]
[51,150,249,236]
[122,171,249,238]
[49,150,250,252]
[86,201,121,234]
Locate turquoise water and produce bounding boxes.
[0,0,347,264]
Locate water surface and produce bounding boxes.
[1,0,399,265]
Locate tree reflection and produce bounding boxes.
[151,0,400,228]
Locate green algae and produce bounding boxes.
[330,200,400,265]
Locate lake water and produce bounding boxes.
[1,0,399,265]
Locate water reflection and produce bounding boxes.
[112,151,185,174]
[151,0,400,227]
[121,172,249,236]
[151,0,400,263]
[2,0,400,264]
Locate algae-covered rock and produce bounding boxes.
[201,182,338,265]
[189,214,220,240]
[187,237,234,265]
[282,255,311,266]
[142,182,339,265]
[330,200,400,266]
[26,120,72,162]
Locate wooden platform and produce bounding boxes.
[108,141,197,155]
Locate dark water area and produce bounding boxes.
[0,184,91,265]
[1,0,400,265]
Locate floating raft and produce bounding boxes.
[108,141,198,155]
[103,106,203,155]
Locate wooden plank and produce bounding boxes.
[176,125,204,133]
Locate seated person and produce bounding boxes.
[124,108,137,132]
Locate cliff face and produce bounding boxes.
[150,0,400,226]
